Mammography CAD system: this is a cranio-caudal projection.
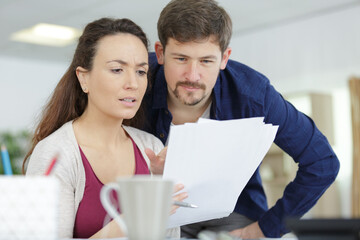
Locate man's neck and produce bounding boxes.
[167,95,212,125]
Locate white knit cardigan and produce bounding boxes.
[26,121,179,239]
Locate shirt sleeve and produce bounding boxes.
[258,83,340,237]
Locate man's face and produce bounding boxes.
[155,37,231,106]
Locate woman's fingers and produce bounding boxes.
[173,191,188,201]
[171,183,188,215]
[173,183,184,193]
[145,147,167,175]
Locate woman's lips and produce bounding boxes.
[119,98,136,106]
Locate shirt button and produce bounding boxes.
[159,133,165,138]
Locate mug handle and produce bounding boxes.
[100,183,127,235]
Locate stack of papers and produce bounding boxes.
[163,117,278,228]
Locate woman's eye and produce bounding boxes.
[111,68,123,73]
[137,70,147,76]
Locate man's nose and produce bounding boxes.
[185,62,200,82]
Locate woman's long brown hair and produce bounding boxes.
[22,18,149,173]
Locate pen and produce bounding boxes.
[1,144,13,175]
[45,154,58,176]
[174,201,198,208]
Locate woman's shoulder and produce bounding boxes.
[38,121,74,144]
[123,126,164,151]
[123,125,161,142]
[27,121,79,174]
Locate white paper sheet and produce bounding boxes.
[163,117,278,228]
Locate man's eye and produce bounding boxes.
[201,59,212,64]
[111,68,123,73]
[176,58,186,62]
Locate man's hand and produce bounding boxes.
[229,221,265,239]
[145,147,167,175]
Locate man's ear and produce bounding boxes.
[155,41,165,65]
[220,47,232,70]
[76,66,89,93]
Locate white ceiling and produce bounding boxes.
[0,0,359,63]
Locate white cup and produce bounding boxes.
[100,176,174,240]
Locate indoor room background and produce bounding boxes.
[0,0,359,220]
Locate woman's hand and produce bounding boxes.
[171,183,188,215]
[90,219,124,238]
[145,147,167,175]
[145,148,188,214]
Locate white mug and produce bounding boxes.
[100,175,174,240]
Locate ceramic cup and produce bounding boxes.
[100,176,174,240]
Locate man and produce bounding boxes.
[143,0,340,238]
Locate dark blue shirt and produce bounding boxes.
[143,52,340,237]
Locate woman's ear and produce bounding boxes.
[76,66,89,93]
[155,41,165,65]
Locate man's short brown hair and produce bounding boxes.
[157,0,232,53]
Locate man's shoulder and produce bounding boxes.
[219,59,270,98]
[148,52,164,83]
[149,52,159,69]
[149,52,157,62]
[225,59,270,85]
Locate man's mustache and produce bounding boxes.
[176,81,206,90]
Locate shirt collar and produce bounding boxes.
[212,73,222,118]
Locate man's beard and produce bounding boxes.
[173,81,207,106]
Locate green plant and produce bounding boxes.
[0,130,31,175]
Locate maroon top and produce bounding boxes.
[73,137,150,238]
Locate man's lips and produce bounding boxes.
[181,85,200,92]
[181,85,199,89]
[177,81,206,90]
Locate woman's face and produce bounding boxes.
[77,33,148,121]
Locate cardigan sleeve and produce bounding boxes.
[26,139,77,239]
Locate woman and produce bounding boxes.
[23,18,186,238]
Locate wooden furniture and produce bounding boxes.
[349,77,360,217]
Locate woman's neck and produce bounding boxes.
[73,109,127,150]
